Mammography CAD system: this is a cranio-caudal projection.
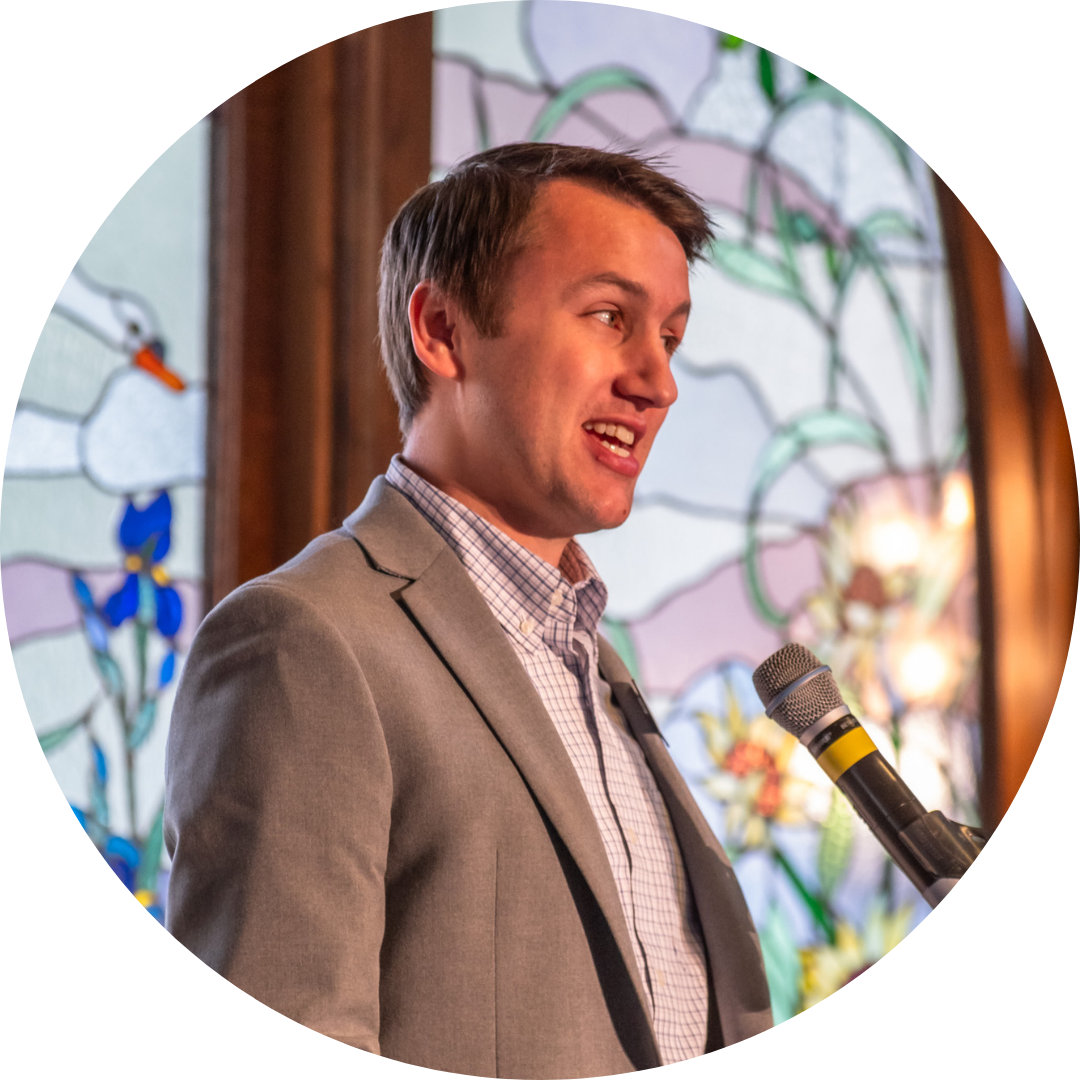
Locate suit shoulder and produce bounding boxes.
[192,529,410,656]
[210,528,404,630]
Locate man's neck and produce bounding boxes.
[398,452,575,572]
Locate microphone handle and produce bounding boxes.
[835,748,939,899]
[806,713,955,906]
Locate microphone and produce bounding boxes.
[752,643,984,907]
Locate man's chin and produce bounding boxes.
[537,475,635,538]
[570,498,634,536]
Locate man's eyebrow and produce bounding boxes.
[565,272,648,299]
[565,272,692,318]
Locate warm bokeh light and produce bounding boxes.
[865,516,923,573]
[894,639,955,703]
[941,472,974,530]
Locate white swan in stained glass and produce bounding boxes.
[6,265,205,493]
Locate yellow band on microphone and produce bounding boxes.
[816,727,877,782]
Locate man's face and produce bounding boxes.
[446,179,689,542]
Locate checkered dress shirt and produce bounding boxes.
[386,457,709,1064]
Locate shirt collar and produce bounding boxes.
[386,455,608,653]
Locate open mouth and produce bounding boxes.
[583,420,636,459]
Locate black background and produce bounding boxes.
[12,10,1067,1062]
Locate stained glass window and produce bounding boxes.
[434,2,979,1021]
[3,120,210,922]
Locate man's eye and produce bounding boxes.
[592,310,619,328]
[663,335,681,354]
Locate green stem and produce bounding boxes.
[135,619,148,703]
[126,617,153,845]
[772,845,837,945]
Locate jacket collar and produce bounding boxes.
[342,476,447,579]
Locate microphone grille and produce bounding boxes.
[752,643,849,737]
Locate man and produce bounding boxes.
[165,143,772,1077]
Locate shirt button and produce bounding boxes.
[626,827,638,845]
[519,617,536,635]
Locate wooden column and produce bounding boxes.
[334,22,433,520]
[936,178,1079,830]
[205,15,432,608]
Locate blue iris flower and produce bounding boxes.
[102,491,183,639]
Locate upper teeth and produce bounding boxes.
[584,421,635,446]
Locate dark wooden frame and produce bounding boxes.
[936,177,1078,831]
[204,15,432,608]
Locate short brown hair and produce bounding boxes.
[378,142,713,433]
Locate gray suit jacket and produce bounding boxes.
[164,478,772,1077]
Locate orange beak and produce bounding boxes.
[133,346,186,391]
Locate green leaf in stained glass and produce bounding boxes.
[769,193,799,275]
[93,652,125,697]
[823,242,841,283]
[772,844,836,944]
[817,788,854,899]
[789,210,819,244]
[758,902,802,1023]
[858,209,924,242]
[38,717,84,753]
[708,239,799,300]
[127,698,157,750]
[137,803,165,893]
[751,410,889,500]
[757,47,777,103]
[720,33,744,50]
[529,67,655,142]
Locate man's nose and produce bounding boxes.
[615,335,678,410]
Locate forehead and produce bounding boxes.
[526,179,673,244]
[516,179,689,289]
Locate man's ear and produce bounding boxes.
[409,281,462,381]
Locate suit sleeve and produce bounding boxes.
[164,581,391,1053]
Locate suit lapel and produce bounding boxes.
[599,639,775,1047]
[345,482,660,1064]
